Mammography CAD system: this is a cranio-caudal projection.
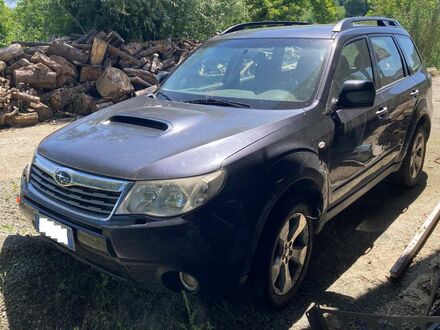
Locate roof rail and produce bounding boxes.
[333,16,402,32]
[221,21,311,35]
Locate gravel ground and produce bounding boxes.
[0,79,439,329]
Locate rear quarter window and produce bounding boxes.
[396,35,423,74]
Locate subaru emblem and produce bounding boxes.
[54,170,72,186]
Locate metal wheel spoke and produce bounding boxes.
[281,263,293,295]
[279,221,289,245]
[271,257,282,285]
[288,214,307,244]
[290,244,308,265]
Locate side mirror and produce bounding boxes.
[338,80,376,108]
[156,71,170,85]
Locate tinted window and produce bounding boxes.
[330,39,373,99]
[370,36,405,86]
[160,38,331,110]
[397,35,422,73]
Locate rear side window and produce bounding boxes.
[396,35,422,73]
[370,36,405,87]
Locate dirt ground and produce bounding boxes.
[0,79,439,329]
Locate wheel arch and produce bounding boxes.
[246,150,328,277]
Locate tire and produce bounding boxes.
[393,125,427,187]
[251,198,314,309]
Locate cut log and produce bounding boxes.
[10,58,31,72]
[0,61,7,73]
[90,38,108,65]
[31,51,62,73]
[150,53,160,73]
[96,101,113,111]
[130,76,151,88]
[10,89,40,104]
[13,63,57,89]
[122,68,157,85]
[49,82,94,112]
[122,42,142,56]
[106,31,125,47]
[0,106,19,127]
[134,85,157,96]
[80,65,104,82]
[0,44,24,62]
[25,45,50,56]
[13,41,51,47]
[29,101,53,121]
[12,112,39,127]
[71,43,92,51]
[107,45,144,67]
[49,55,78,78]
[47,41,89,64]
[96,67,133,102]
[65,93,97,115]
[74,28,97,44]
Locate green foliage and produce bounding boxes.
[12,0,249,41]
[246,0,308,21]
[0,0,15,46]
[369,0,440,67]
[310,0,338,23]
[246,0,338,23]
[344,0,369,17]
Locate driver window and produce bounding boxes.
[330,39,373,101]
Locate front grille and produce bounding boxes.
[30,165,122,218]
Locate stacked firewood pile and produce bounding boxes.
[0,29,200,128]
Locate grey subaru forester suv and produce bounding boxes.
[20,17,432,308]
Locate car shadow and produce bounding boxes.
[0,174,429,329]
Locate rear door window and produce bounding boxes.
[396,35,422,74]
[370,36,405,87]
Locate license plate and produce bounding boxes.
[37,216,75,251]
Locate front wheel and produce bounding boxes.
[251,199,314,309]
[393,125,427,187]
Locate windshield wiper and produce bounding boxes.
[151,90,174,101]
[185,97,250,108]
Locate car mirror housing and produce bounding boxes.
[156,71,170,85]
[337,80,376,109]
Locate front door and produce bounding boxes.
[328,38,389,205]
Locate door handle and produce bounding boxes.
[376,106,388,118]
[410,89,420,98]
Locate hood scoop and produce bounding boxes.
[103,115,170,134]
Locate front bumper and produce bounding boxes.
[19,172,247,294]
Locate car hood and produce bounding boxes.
[38,96,302,180]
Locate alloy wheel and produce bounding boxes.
[271,213,309,296]
[410,132,425,179]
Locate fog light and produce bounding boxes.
[179,272,198,292]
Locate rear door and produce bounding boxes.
[368,35,418,160]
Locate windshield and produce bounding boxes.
[160,38,331,110]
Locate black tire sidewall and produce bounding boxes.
[252,198,314,309]
[396,125,427,187]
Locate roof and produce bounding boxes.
[215,17,409,40]
[216,25,336,40]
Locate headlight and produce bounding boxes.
[116,170,226,217]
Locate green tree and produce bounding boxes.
[0,0,15,46]
[369,0,440,67]
[310,0,337,23]
[12,0,249,41]
[246,0,308,21]
[344,0,369,17]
